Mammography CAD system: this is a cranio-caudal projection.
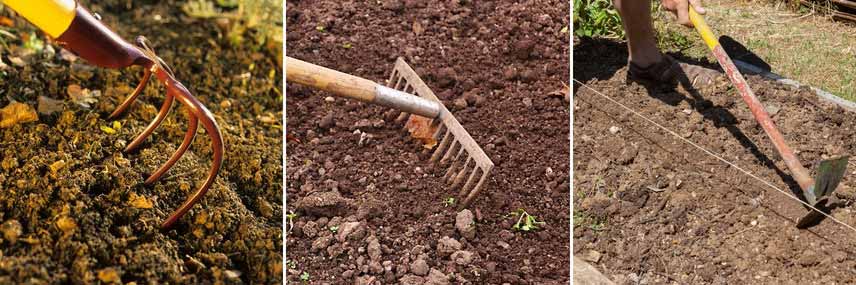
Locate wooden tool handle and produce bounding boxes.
[286,56,378,102]
[286,56,441,118]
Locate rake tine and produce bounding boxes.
[430,128,452,162]
[388,70,401,88]
[144,112,198,184]
[125,93,174,153]
[444,147,465,181]
[109,68,152,120]
[451,157,472,188]
[457,166,480,198]
[459,169,490,209]
[440,140,460,164]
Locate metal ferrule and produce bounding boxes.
[374,85,441,118]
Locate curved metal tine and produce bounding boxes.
[160,81,224,230]
[145,111,198,184]
[451,157,472,189]
[440,140,461,165]
[125,94,174,153]
[109,69,152,119]
[459,169,491,209]
[444,147,465,182]
[457,166,481,199]
[430,128,451,162]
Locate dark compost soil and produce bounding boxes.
[0,1,282,284]
[573,38,856,284]
[286,1,569,284]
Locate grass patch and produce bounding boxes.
[653,0,856,101]
[573,0,624,38]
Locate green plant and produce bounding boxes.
[509,209,546,232]
[573,0,624,38]
[299,271,310,282]
[573,210,607,232]
[442,197,456,207]
[328,225,339,233]
[286,211,297,232]
[23,32,44,53]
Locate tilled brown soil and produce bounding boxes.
[286,0,569,284]
[574,38,856,284]
[0,1,282,284]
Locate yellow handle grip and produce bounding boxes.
[5,0,77,38]
[689,7,719,50]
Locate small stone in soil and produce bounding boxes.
[318,113,335,129]
[522,97,533,107]
[453,97,468,109]
[1,219,22,244]
[311,235,333,252]
[451,250,475,265]
[295,191,353,217]
[455,209,476,240]
[400,274,425,285]
[425,268,450,285]
[608,126,620,134]
[410,258,429,276]
[436,236,462,257]
[367,235,382,261]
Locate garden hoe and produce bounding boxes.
[286,56,494,209]
[689,8,849,228]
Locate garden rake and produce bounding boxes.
[689,7,849,228]
[286,56,494,209]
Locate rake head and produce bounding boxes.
[386,58,494,209]
[797,155,849,228]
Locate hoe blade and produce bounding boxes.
[812,156,849,200]
[386,57,494,209]
[797,155,849,228]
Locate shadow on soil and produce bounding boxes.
[573,37,805,204]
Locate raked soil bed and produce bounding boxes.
[574,38,856,284]
[286,0,570,284]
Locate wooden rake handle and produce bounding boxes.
[688,8,815,191]
[286,56,441,118]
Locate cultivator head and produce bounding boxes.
[386,58,494,209]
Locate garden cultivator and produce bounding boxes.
[286,56,494,209]
[7,0,223,229]
[689,7,849,227]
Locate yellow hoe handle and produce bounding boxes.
[5,0,77,38]
[688,7,719,50]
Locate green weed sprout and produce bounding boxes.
[328,225,339,233]
[286,211,297,232]
[509,209,546,232]
[442,197,456,207]
[299,271,310,282]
